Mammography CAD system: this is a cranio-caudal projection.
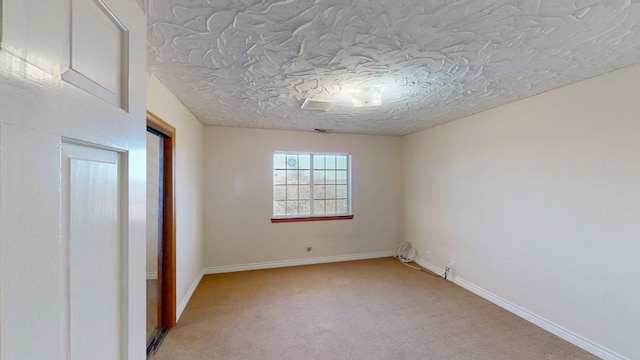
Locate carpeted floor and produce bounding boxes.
[150,257,597,360]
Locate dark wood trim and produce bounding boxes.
[147,111,177,329]
[147,111,175,138]
[271,215,354,223]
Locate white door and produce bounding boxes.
[0,0,146,359]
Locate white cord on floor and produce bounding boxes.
[393,241,421,270]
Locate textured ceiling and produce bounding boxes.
[144,0,640,136]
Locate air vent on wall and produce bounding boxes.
[301,98,333,111]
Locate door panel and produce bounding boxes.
[62,142,124,360]
[63,0,129,109]
[0,0,146,359]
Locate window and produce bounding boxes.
[272,152,353,222]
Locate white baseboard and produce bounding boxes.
[146,271,158,280]
[415,257,628,360]
[203,251,395,275]
[176,270,204,321]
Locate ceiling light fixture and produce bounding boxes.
[351,86,382,107]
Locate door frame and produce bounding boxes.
[146,111,177,329]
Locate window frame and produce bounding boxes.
[271,151,354,223]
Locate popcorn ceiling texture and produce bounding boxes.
[145,0,640,136]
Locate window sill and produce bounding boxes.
[271,215,354,223]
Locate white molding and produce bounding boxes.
[176,270,204,321]
[146,271,157,280]
[62,68,118,105]
[65,0,130,110]
[203,251,395,275]
[415,257,629,360]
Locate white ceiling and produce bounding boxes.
[143,0,640,136]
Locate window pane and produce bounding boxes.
[298,154,310,169]
[336,185,347,199]
[274,153,286,169]
[287,186,298,200]
[299,170,310,184]
[313,170,325,184]
[274,185,287,201]
[326,185,336,199]
[336,199,348,213]
[336,155,347,170]
[299,186,310,200]
[299,200,311,215]
[287,154,298,169]
[314,155,325,169]
[326,200,336,213]
[313,185,325,199]
[274,151,351,218]
[287,170,299,184]
[274,201,286,215]
[314,200,325,214]
[274,170,286,185]
[325,171,335,184]
[325,155,336,169]
[286,201,298,214]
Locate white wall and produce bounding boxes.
[147,74,204,318]
[203,127,403,268]
[403,64,640,359]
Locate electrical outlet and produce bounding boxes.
[426,250,432,260]
[448,260,455,270]
[306,245,313,253]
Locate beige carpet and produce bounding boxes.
[150,258,597,360]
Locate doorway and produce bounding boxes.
[146,112,176,356]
